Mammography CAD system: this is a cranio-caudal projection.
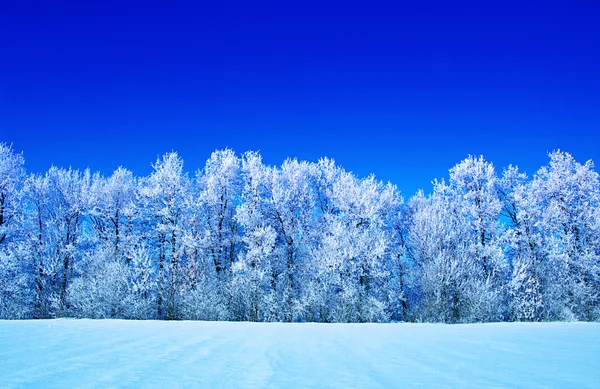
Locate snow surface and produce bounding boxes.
[0,320,598,388]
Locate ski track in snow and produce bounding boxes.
[0,320,598,388]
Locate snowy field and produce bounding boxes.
[0,320,599,388]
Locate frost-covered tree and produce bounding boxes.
[236,154,317,321]
[140,152,190,319]
[537,151,600,321]
[230,225,278,321]
[447,156,507,321]
[269,158,317,321]
[30,167,92,316]
[503,151,600,321]
[0,145,598,322]
[234,152,277,320]
[0,143,28,318]
[306,159,401,322]
[499,165,545,321]
[0,143,25,246]
[197,149,242,278]
[22,173,51,318]
[403,187,471,322]
[68,243,157,319]
[89,167,138,262]
[403,156,507,323]
[180,149,242,320]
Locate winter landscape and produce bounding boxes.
[2,2,599,388]
[1,143,600,387]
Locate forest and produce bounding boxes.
[0,143,598,323]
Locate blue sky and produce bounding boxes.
[1,1,598,197]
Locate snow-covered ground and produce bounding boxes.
[0,320,598,388]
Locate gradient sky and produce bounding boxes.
[1,1,598,197]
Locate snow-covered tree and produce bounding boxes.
[500,165,544,321]
[197,149,242,278]
[0,143,25,246]
[0,143,28,318]
[140,152,190,319]
[89,167,138,263]
[0,145,598,323]
[501,151,600,321]
[33,167,92,316]
[236,154,317,321]
[403,156,507,323]
[306,160,401,322]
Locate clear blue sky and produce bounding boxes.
[1,1,598,197]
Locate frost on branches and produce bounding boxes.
[0,143,598,322]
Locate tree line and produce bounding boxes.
[0,143,598,322]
